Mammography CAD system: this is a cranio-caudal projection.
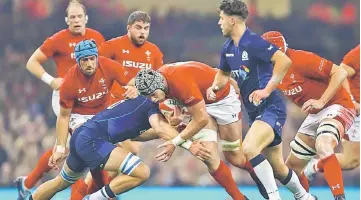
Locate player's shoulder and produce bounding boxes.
[222,38,233,50]
[48,29,69,40]
[105,35,126,44]
[85,28,104,37]
[144,41,162,52]
[98,56,117,66]
[347,45,360,56]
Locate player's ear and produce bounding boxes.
[65,17,69,25]
[85,15,89,24]
[127,24,131,31]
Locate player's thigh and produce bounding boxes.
[118,140,142,155]
[243,120,275,153]
[341,139,360,162]
[59,161,84,187]
[345,115,360,142]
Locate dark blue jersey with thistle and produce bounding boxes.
[219,28,282,113]
[219,28,287,147]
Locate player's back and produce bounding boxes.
[83,96,160,143]
[159,61,230,104]
[280,48,353,112]
[40,28,105,77]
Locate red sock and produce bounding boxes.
[70,179,87,200]
[210,161,247,200]
[24,149,53,189]
[298,172,310,192]
[243,160,253,172]
[322,154,344,196]
[317,160,324,172]
[86,170,109,194]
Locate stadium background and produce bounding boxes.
[0,0,359,199]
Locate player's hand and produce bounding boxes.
[189,140,212,161]
[155,141,176,162]
[48,152,67,170]
[50,78,64,90]
[249,89,270,106]
[123,86,138,99]
[206,86,218,101]
[302,99,326,113]
[353,102,360,116]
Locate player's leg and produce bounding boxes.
[218,120,268,198]
[192,117,248,200]
[335,116,360,170]
[30,151,86,200]
[85,147,150,200]
[264,143,314,200]
[285,133,316,192]
[241,120,281,199]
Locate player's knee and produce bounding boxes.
[315,120,343,155]
[289,135,316,162]
[315,137,335,159]
[242,143,259,159]
[118,153,149,181]
[60,166,82,186]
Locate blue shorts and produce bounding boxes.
[66,126,116,173]
[248,96,286,147]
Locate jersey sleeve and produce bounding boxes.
[98,41,115,59]
[39,35,58,58]
[104,58,132,85]
[153,46,164,70]
[171,73,204,107]
[218,44,231,72]
[342,46,360,71]
[248,36,278,62]
[295,51,333,80]
[59,73,76,109]
[147,101,161,118]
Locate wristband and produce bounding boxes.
[56,145,66,153]
[41,72,55,85]
[180,140,192,150]
[171,135,185,146]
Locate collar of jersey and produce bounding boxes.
[236,28,251,47]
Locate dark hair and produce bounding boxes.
[219,0,248,20]
[127,11,151,25]
[65,0,87,17]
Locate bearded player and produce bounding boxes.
[17,1,105,199]
[262,31,355,200]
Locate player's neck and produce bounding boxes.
[231,23,246,47]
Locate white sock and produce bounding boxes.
[281,169,308,200]
[251,154,281,199]
[88,187,111,200]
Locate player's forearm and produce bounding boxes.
[131,129,160,141]
[56,115,70,147]
[211,70,231,90]
[265,57,292,93]
[27,59,54,85]
[319,68,348,104]
[178,117,208,141]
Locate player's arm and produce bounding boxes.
[26,48,62,90]
[210,48,232,91]
[56,106,72,149]
[149,114,179,140]
[230,77,241,96]
[340,61,357,101]
[131,128,160,141]
[265,50,292,93]
[154,48,164,69]
[98,41,114,59]
[319,64,348,104]
[171,100,208,145]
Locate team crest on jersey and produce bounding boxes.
[99,78,107,88]
[145,50,151,61]
[241,51,249,61]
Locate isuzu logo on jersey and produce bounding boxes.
[78,89,109,103]
[122,60,152,69]
[282,86,302,96]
